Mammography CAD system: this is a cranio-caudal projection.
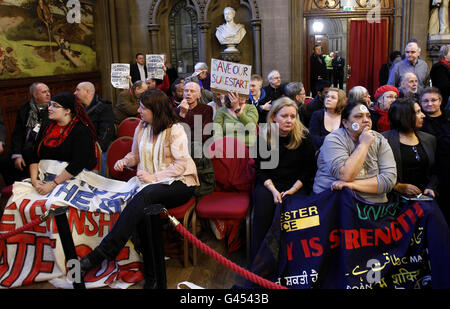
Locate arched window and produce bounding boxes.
[169,1,199,77]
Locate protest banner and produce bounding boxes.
[111,63,130,89]
[0,160,144,289]
[210,58,251,97]
[146,54,165,80]
[247,188,450,289]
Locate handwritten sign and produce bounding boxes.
[210,58,251,96]
[146,54,165,80]
[111,63,130,89]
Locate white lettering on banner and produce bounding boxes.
[0,160,143,289]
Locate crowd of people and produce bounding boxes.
[0,39,449,288]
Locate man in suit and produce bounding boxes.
[0,82,50,185]
[332,51,345,90]
[130,53,147,84]
[310,44,327,95]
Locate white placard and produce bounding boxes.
[111,63,130,89]
[146,54,165,80]
[210,58,251,96]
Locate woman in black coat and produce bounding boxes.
[430,45,450,110]
[382,98,438,198]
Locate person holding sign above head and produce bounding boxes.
[313,100,397,203]
[80,89,199,288]
[213,91,258,147]
[251,97,316,261]
[29,92,98,196]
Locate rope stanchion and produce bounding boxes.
[0,217,43,241]
[164,209,288,290]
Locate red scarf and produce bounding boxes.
[440,59,450,68]
[374,106,390,132]
[38,119,79,153]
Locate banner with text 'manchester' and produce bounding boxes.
[249,188,450,289]
[0,160,144,289]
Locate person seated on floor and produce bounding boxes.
[382,98,438,199]
[79,89,199,288]
[251,97,316,261]
[313,99,397,203]
[309,87,347,150]
[29,92,97,195]
[370,85,399,133]
[213,91,258,147]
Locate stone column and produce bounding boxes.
[251,19,262,75]
[197,22,211,63]
[148,24,160,53]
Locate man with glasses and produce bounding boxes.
[0,83,50,185]
[264,70,287,102]
[388,40,430,89]
[420,87,450,223]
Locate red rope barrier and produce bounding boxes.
[174,221,288,290]
[0,217,43,241]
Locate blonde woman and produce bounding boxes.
[251,97,316,261]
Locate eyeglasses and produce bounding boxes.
[421,98,440,104]
[412,146,421,161]
[48,102,63,109]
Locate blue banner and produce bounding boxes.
[248,188,450,289]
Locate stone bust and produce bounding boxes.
[215,7,246,46]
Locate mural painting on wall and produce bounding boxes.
[0,0,97,80]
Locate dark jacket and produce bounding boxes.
[32,120,97,176]
[86,95,116,152]
[247,88,271,123]
[10,101,48,164]
[382,129,439,193]
[310,53,327,92]
[430,61,450,107]
[0,107,5,146]
[130,63,148,84]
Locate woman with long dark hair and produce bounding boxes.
[382,98,438,198]
[80,89,199,287]
[30,92,97,195]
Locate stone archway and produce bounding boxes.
[147,0,262,73]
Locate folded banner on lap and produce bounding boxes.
[248,188,450,289]
[0,160,145,289]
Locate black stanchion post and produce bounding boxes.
[143,204,167,289]
[54,212,86,289]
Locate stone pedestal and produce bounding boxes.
[220,49,241,62]
[428,33,450,62]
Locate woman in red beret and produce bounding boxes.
[370,85,399,132]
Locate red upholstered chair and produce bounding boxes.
[106,137,136,181]
[194,137,255,263]
[117,117,141,138]
[160,197,197,267]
